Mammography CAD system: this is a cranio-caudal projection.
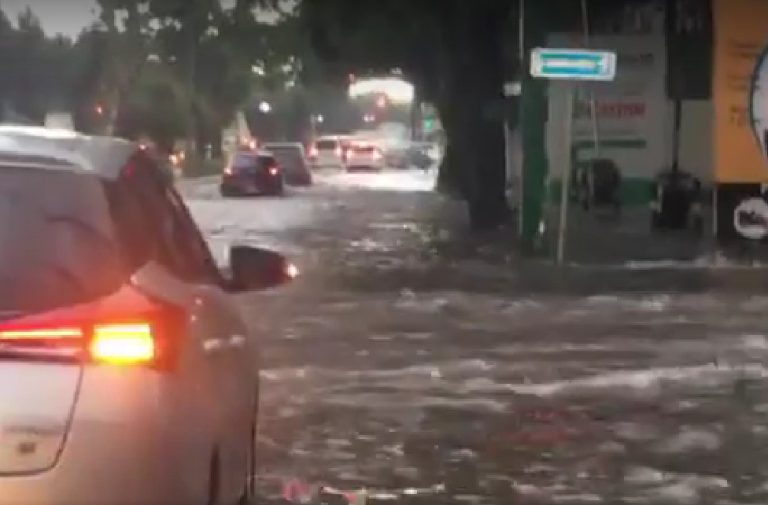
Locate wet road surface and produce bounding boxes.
[183,170,768,505]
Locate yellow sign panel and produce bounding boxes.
[713,0,768,182]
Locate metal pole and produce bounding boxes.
[581,0,601,199]
[557,84,575,265]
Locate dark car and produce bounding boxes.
[406,143,434,170]
[220,150,284,197]
[262,142,313,186]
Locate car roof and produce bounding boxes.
[0,125,137,180]
[263,142,303,148]
[234,148,273,156]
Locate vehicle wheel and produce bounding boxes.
[207,451,221,505]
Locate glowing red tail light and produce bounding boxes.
[309,146,318,159]
[0,286,183,369]
[91,323,156,365]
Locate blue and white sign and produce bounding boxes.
[531,48,617,81]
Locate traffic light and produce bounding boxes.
[423,118,435,133]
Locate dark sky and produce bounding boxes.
[1,0,97,36]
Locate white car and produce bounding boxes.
[0,126,296,505]
[344,143,384,172]
[309,136,345,168]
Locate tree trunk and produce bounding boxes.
[461,4,511,230]
[436,95,468,199]
[211,127,223,159]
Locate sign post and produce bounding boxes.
[530,48,617,264]
[556,86,576,264]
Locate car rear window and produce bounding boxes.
[316,140,337,150]
[233,153,272,171]
[266,145,301,155]
[0,167,123,313]
[267,147,305,170]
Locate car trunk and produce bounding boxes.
[0,363,82,474]
[0,166,123,474]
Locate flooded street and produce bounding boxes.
[183,171,768,505]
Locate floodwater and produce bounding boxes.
[182,169,768,505]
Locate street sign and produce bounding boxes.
[530,48,617,81]
[529,48,616,264]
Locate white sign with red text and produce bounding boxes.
[546,33,667,180]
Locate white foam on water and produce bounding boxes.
[462,364,768,398]
[315,169,436,193]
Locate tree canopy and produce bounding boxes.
[0,0,673,229]
[0,7,80,123]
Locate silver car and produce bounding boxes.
[0,126,296,505]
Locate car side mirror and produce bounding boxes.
[227,246,298,292]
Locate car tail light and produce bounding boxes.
[335,146,343,158]
[285,263,300,279]
[372,150,383,161]
[0,286,184,369]
[309,146,318,159]
[224,165,233,175]
[268,165,279,176]
[90,323,155,365]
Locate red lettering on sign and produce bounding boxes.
[574,101,646,119]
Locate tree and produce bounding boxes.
[117,67,192,152]
[147,0,281,155]
[301,0,662,231]
[301,0,516,230]
[0,6,80,123]
[90,0,154,134]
